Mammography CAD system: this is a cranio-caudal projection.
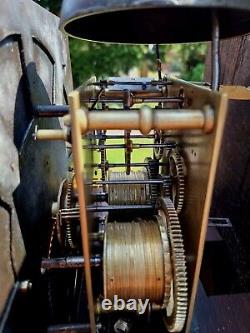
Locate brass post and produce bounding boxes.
[68,91,96,333]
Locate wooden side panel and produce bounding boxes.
[204,34,250,294]
[189,33,250,333]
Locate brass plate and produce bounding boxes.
[166,77,228,332]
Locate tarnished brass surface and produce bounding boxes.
[103,219,167,304]
[168,151,185,214]
[36,105,214,139]
[35,128,68,141]
[36,105,214,140]
[165,77,228,332]
[158,198,188,333]
[107,170,150,205]
[41,74,229,332]
[68,91,96,333]
[78,106,213,134]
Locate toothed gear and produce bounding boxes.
[99,130,107,185]
[124,130,132,175]
[100,148,107,182]
[64,174,75,249]
[168,151,185,214]
[162,176,171,198]
[55,179,67,245]
[155,213,172,308]
[145,157,159,204]
[159,197,188,333]
[154,130,164,160]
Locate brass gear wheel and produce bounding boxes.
[168,151,185,214]
[159,197,188,333]
[55,175,75,249]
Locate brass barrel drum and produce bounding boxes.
[103,217,171,305]
[103,198,188,332]
[107,170,150,205]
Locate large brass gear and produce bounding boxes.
[168,151,185,214]
[159,197,188,333]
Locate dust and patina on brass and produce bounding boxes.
[2,0,250,333]
[103,219,167,304]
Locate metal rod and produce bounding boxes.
[91,80,172,87]
[33,95,183,118]
[41,255,101,270]
[94,108,141,111]
[90,162,167,168]
[87,204,154,212]
[60,205,154,218]
[0,282,20,333]
[63,205,153,212]
[93,134,155,139]
[82,143,174,150]
[211,10,220,91]
[37,104,214,141]
[33,81,210,119]
[34,104,69,117]
[34,127,68,141]
[91,80,210,88]
[84,107,213,133]
[47,323,102,333]
[156,44,162,80]
[82,97,182,104]
[89,179,164,185]
[68,91,96,333]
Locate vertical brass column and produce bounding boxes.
[68,91,96,333]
